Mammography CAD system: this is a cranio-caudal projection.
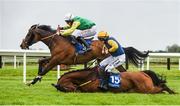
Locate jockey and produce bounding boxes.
[97,31,126,90]
[57,13,97,54]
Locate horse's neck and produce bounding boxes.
[41,34,68,51]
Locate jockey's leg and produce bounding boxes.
[98,56,113,90]
[66,36,79,45]
[98,66,108,91]
[99,55,113,68]
[102,54,126,72]
[97,54,125,89]
[66,36,85,54]
[77,36,91,52]
[110,54,126,72]
[74,26,96,52]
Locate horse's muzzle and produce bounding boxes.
[20,39,29,49]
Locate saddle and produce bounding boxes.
[97,66,121,90]
[66,36,93,55]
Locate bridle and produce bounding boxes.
[41,33,57,41]
[23,26,58,49]
[45,33,57,48]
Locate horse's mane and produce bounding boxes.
[38,25,56,33]
[60,66,98,78]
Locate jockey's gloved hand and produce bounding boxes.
[59,27,64,30]
[56,30,64,36]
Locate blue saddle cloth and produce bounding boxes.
[74,39,92,53]
[108,73,121,88]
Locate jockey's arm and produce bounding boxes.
[107,40,119,52]
[61,21,80,36]
[62,25,70,30]
[102,45,108,54]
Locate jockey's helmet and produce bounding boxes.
[64,13,74,22]
[97,31,109,40]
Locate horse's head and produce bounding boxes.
[20,24,57,49]
[20,24,41,49]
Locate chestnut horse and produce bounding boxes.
[20,24,148,85]
[52,66,175,94]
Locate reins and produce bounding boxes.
[78,78,97,88]
[79,80,93,87]
[41,33,57,41]
[77,68,98,89]
[40,33,57,48]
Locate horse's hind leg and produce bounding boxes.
[160,83,176,94]
[140,84,174,94]
[132,86,163,94]
[133,79,164,94]
[148,86,164,94]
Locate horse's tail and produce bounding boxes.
[142,70,166,86]
[143,70,176,94]
[123,47,149,67]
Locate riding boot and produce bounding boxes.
[67,36,85,54]
[77,36,91,52]
[98,66,108,91]
[67,36,79,45]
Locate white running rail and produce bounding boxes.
[0,50,180,83]
[0,50,54,83]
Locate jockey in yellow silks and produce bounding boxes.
[57,13,97,54]
[97,31,126,90]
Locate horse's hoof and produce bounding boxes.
[25,83,31,86]
[25,81,33,86]
[51,83,57,88]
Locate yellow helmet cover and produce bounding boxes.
[98,31,109,38]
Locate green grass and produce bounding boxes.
[0,65,180,105]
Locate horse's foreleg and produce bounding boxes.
[38,57,50,74]
[38,57,58,76]
[27,57,58,86]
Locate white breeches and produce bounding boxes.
[100,54,126,72]
[73,26,97,39]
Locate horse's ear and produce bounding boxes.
[35,24,40,29]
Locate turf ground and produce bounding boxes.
[0,65,180,105]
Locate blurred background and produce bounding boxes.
[0,0,179,51]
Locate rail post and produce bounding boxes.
[14,55,17,69]
[23,52,26,83]
[179,58,180,71]
[57,65,60,79]
[167,58,170,70]
[0,56,2,68]
[146,56,150,70]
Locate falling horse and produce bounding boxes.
[52,66,175,94]
[20,24,148,85]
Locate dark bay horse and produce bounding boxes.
[52,66,175,94]
[20,24,148,85]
